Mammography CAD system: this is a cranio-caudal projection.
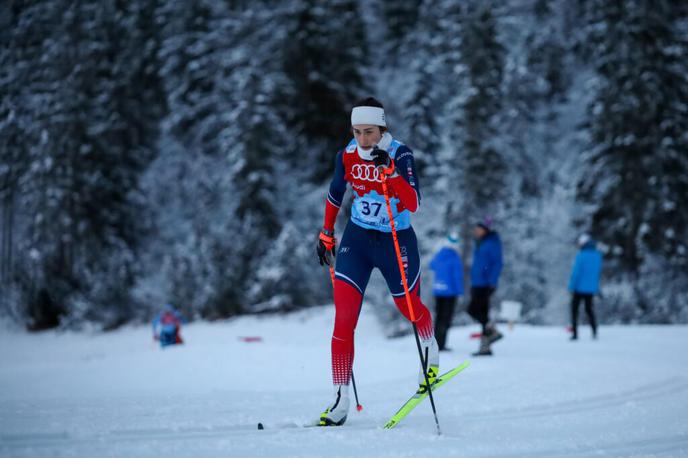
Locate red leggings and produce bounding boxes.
[331,278,433,385]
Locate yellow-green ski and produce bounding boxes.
[383,360,470,429]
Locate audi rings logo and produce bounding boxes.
[351,164,382,182]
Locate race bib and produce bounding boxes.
[351,191,409,232]
[352,194,389,227]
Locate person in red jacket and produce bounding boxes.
[316,97,438,426]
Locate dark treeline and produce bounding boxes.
[1,0,686,330]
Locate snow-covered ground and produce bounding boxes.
[1,306,687,457]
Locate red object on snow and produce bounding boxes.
[356,404,363,412]
[566,326,574,334]
[239,336,263,343]
[470,332,482,339]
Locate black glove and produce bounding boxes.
[317,230,336,266]
[371,147,391,169]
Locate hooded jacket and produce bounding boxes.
[470,231,503,288]
[568,242,603,294]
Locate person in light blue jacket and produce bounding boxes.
[430,233,465,351]
[568,234,603,340]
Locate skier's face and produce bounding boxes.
[352,125,383,149]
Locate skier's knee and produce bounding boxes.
[333,308,358,337]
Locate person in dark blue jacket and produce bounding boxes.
[568,234,602,340]
[467,218,504,356]
[430,232,465,351]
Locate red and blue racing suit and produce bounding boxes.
[323,137,434,385]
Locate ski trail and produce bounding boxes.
[488,433,688,457]
[463,376,688,421]
[2,377,684,450]
[0,421,379,449]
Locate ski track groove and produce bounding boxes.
[463,375,688,421]
[1,377,686,451]
[486,433,688,457]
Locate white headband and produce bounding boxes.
[351,106,386,127]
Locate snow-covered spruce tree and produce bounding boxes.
[150,3,290,319]
[0,1,71,328]
[383,1,421,46]
[247,222,313,312]
[152,0,243,318]
[400,0,464,178]
[484,2,570,319]
[0,106,20,295]
[442,3,506,246]
[280,0,369,183]
[1,1,160,329]
[69,1,162,328]
[577,0,688,321]
[227,65,292,314]
[458,3,506,219]
[0,2,42,319]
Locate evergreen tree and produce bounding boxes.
[2,0,687,328]
[281,0,369,182]
[578,0,688,274]
[248,222,313,312]
[577,0,688,319]
[443,3,506,234]
[383,1,421,44]
[402,0,463,174]
[1,0,162,328]
[459,4,506,215]
[150,2,290,318]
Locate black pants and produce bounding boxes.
[571,292,597,337]
[434,296,457,350]
[468,287,493,333]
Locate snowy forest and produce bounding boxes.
[1,0,687,331]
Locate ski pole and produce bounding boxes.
[379,167,442,435]
[350,365,363,412]
[328,263,363,412]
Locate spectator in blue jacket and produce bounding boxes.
[468,218,504,356]
[430,232,465,351]
[568,234,602,340]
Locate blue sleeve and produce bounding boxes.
[393,146,421,203]
[455,253,465,295]
[569,253,581,292]
[488,242,502,286]
[327,150,347,208]
[152,314,160,333]
[430,251,440,271]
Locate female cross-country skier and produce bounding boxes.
[316,97,439,426]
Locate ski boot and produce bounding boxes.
[418,336,440,391]
[319,385,349,426]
